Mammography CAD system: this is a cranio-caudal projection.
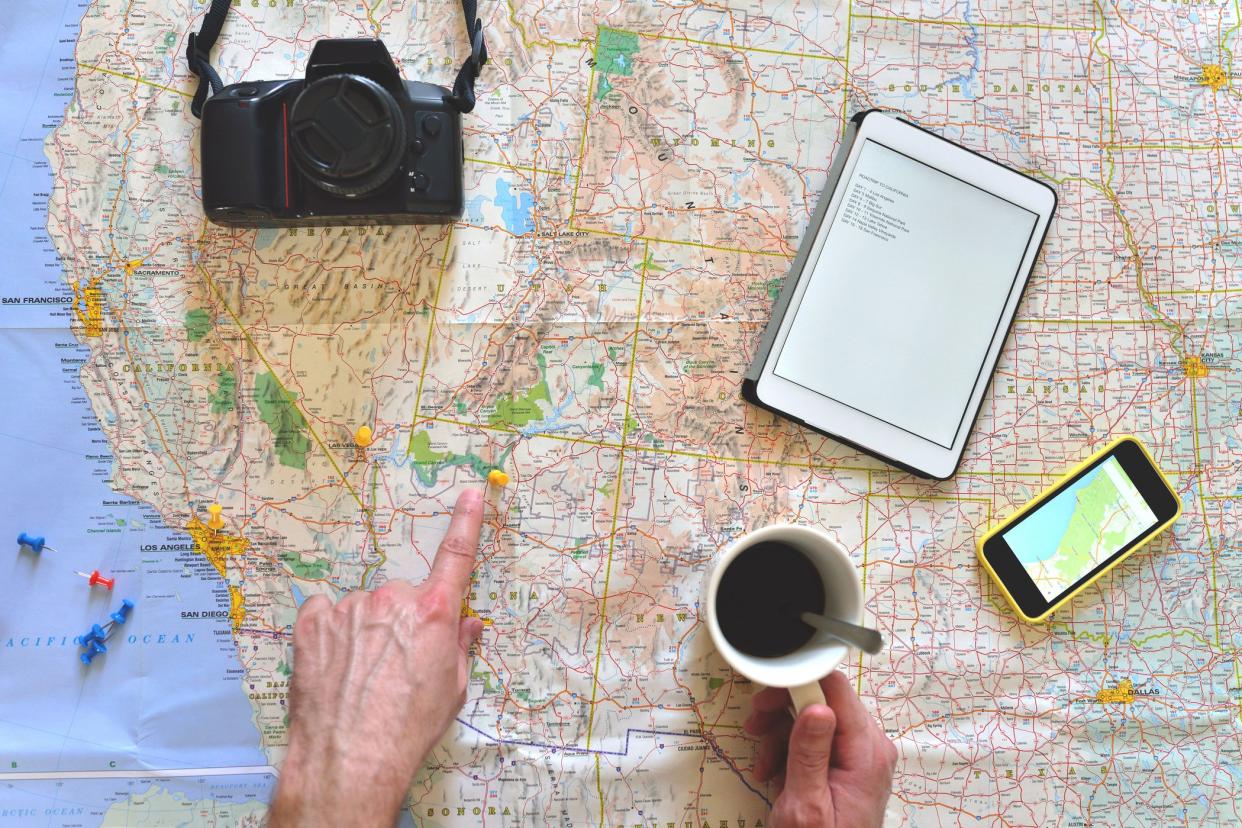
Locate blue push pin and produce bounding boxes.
[17,532,56,554]
[109,598,135,626]
[84,623,108,644]
[80,639,107,665]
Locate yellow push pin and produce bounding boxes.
[354,425,374,448]
[487,469,510,488]
[206,503,224,531]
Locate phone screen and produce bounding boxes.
[773,138,1039,449]
[1002,456,1159,601]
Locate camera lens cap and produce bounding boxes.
[289,74,406,197]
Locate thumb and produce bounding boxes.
[458,616,484,659]
[783,704,836,798]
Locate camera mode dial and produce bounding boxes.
[289,74,406,198]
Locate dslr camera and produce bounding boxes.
[199,39,466,227]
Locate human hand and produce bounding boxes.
[746,671,898,828]
[268,489,486,828]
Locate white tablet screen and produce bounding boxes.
[774,139,1039,448]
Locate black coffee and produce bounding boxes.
[715,540,826,658]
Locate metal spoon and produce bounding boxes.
[801,612,885,655]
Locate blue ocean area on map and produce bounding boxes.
[1005,466,1105,565]
[0,1,270,822]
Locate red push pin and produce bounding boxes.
[76,570,115,590]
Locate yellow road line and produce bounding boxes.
[77,62,192,99]
[586,241,650,754]
[569,222,794,258]
[857,468,871,692]
[418,414,1204,480]
[841,0,855,138]
[854,13,1095,31]
[600,24,845,62]
[567,37,600,227]
[195,263,380,560]
[406,228,456,458]
[584,245,650,820]
[466,156,562,177]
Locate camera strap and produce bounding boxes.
[445,0,489,113]
[185,0,230,118]
[185,0,488,118]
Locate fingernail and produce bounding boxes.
[804,708,833,735]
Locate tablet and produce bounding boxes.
[743,110,1056,479]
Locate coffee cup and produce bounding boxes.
[703,524,863,712]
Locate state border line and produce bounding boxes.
[453,718,772,806]
[412,415,1201,480]
[584,241,648,823]
[195,262,383,566]
[599,24,845,63]
[852,13,1095,31]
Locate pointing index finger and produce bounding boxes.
[429,489,484,595]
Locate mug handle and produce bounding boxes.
[789,680,827,714]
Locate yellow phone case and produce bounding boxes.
[976,435,1182,623]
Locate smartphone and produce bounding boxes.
[977,436,1181,623]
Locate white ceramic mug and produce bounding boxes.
[703,524,863,712]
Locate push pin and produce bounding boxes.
[17,532,57,554]
[80,623,108,646]
[487,469,510,487]
[80,639,107,666]
[76,570,116,590]
[109,598,135,626]
[354,425,374,448]
[206,503,224,531]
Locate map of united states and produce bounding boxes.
[3,0,1239,823]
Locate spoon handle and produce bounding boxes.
[801,611,885,655]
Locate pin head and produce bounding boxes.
[207,503,224,531]
[354,425,374,448]
[487,469,510,487]
[17,532,46,553]
[110,599,135,625]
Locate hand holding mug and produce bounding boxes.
[746,672,897,828]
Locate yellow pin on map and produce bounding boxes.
[354,425,373,448]
[487,469,510,487]
[207,503,224,531]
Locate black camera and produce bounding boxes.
[198,39,466,227]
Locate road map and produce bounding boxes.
[1,0,1239,825]
[1006,458,1159,600]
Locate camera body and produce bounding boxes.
[200,40,463,227]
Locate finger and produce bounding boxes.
[754,717,794,781]
[744,707,789,736]
[428,489,484,596]
[292,594,332,646]
[298,593,332,618]
[822,670,879,771]
[782,704,836,798]
[458,616,484,659]
[751,685,792,713]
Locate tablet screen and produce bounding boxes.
[774,139,1039,449]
